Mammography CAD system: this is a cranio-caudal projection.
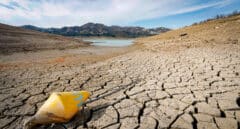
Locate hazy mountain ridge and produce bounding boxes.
[21,23,171,38]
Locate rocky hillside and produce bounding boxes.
[0,23,89,54]
[21,23,170,38]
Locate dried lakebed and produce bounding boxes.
[0,42,240,129]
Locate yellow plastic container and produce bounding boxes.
[24,91,90,129]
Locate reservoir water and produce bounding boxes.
[83,38,135,47]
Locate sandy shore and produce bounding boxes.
[1,15,240,129]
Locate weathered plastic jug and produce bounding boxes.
[24,91,90,129]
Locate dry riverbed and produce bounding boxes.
[1,41,240,129]
[1,15,240,129]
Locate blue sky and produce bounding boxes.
[0,0,239,29]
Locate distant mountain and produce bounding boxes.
[21,23,171,38]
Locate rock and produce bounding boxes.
[180,33,188,37]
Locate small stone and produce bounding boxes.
[180,33,188,37]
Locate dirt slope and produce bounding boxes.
[0,23,89,54]
[136,14,240,51]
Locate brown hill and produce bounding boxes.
[0,23,89,54]
[136,14,240,51]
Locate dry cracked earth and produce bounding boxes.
[1,42,240,129]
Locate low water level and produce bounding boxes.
[83,38,135,47]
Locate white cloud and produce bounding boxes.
[172,0,234,15]
[0,0,234,27]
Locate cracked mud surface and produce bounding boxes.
[1,43,239,129]
[1,15,240,129]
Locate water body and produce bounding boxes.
[83,38,135,47]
